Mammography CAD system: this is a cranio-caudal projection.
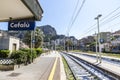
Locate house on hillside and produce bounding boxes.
[103,31,120,52]
[100,32,112,43]
[99,32,120,52]
[79,36,95,51]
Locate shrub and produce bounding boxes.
[10,51,27,64]
[21,48,30,52]
[0,50,10,58]
[32,49,37,59]
[10,49,38,64]
[21,48,37,59]
[35,48,43,56]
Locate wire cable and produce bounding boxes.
[67,0,86,35]
[79,6,120,39]
[66,0,80,36]
[101,11,120,26]
[100,6,120,22]
[102,22,120,31]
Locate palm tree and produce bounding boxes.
[23,27,44,48]
[34,28,44,48]
[65,40,73,51]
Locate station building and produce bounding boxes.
[0,0,43,52]
[0,35,19,53]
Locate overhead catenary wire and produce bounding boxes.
[100,11,120,26]
[102,22,120,31]
[100,6,120,22]
[83,6,120,34]
[83,20,120,37]
[67,0,86,36]
[80,26,97,38]
[66,0,80,36]
[79,6,120,39]
[80,15,120,38]
[64,0,80,51]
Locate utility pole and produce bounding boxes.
[31,31,33,62]
[95,14,102,63]
[54,40,56,51]
[64,37,66,51]
[95,32,98,62]
[33,28,36,48]
[67,33,69,52]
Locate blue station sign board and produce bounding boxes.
[8,21,35,31]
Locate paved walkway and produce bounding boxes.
[0,51,66,80]
[68,52,120,75]
[78,52,120,61]
[43,51,66,80]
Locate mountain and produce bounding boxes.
[7,31,26,40]
[38,25,78,42]
[51,35,65,40]
[1,25,77,42]
[38,25,57,42]
[38,25,57,36]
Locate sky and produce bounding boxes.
[1,0,120,39]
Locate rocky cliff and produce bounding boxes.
[38,25,57,42]
[38,25,57,36]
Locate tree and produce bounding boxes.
[23,31,31,47]
[34,28,44,48]
[65,40,73,51]
[23,28,44,48]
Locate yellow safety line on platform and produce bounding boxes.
[48,57,58,80]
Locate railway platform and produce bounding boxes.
[68,52,120,75]
[0,51,66,80]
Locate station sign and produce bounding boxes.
[8,21,35,31]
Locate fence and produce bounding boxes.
[0,59,15,71]
[0,59,14,65]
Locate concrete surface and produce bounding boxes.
[0,51,66,80]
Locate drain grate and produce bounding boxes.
[8,72,21,77]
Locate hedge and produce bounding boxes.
[9,48,43,65]
[10,50,27,64]
[0,50,10,58]
[21,48,37,59]
[35,48,43,56]
[10,49,40,64]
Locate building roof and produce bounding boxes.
[0,0,43,21]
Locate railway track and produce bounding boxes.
[61,52,120,80]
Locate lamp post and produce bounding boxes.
[95,32,98,62]
[95,14,102,63]
[31,31,33,62]
[67,33,69,52]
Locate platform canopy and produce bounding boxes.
[0,0,43,21]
